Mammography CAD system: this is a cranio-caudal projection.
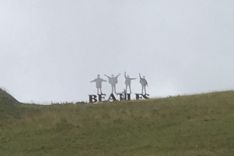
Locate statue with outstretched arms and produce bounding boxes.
[90,74,106,94]
[104,73,121,94]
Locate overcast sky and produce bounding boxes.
[0,0,234,103]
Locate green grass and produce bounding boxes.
[0,90,234,155]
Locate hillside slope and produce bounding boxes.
[0,88,19,104]
[0,91,234,156]
[0,88,20,119]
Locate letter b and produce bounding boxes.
[89,95,97,103]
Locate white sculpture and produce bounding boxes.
[104,74,121,94]
[139,73,148,95]
[90,74,106,94]
[124,72,136,94]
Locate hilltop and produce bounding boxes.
[0,88,21,119]
[0,88,18,105]
[0,90,234,156]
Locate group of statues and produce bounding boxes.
[91,72,148,95]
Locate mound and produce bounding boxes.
[0,88,20,119]
[0,91,234,156]
[0,88,19,105]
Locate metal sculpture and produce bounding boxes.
[90,74,106,94]
[104,74,121,94]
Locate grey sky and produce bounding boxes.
[0,0,234,103]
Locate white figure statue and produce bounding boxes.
[104,74,121,94]
[124,72,136,94]
[90,74,106,94]
[139,73,148,95]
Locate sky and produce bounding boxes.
[0,0,234,103]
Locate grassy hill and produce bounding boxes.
[0,88,21,119]
[0,90,234,156]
